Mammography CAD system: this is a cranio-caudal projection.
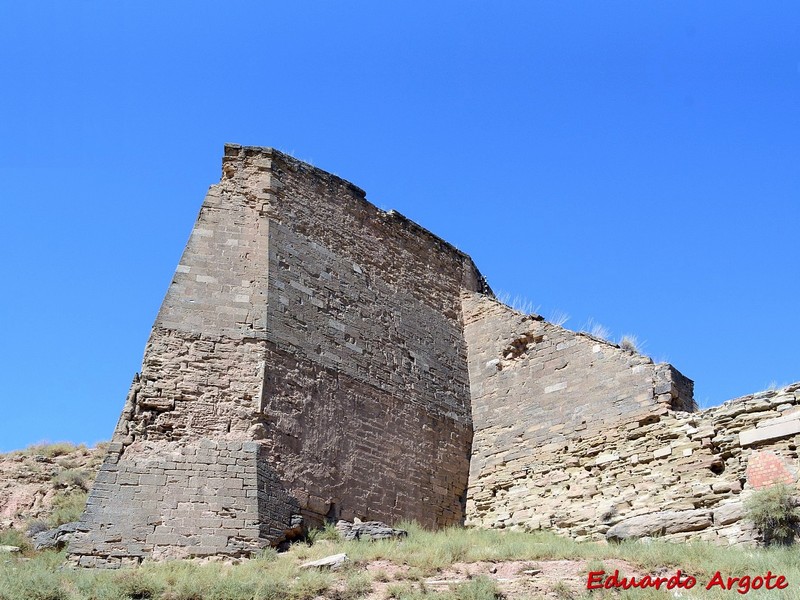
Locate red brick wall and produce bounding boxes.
[746,451,795,489]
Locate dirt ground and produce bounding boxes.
[362,557,650,599]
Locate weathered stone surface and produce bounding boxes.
[301,553,348,569]
[713,503,744,526]
[33,521,80,551]
[740,418,800,446]
[464,292,696,539]
[69,145,488,567]
[335,520,408,541]
[0,545,20,553]
[606,510,712,542]
[466,382,799,546]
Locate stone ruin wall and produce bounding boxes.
[463,293,691,527]
[67,144,798,565]
[464,292,800,545]
[69,145,488,566]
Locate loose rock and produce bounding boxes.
[335,520,408,541]
[300,553,348,570]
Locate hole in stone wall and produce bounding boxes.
[709,459,725,475]
[501,332,544,362]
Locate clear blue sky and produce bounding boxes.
[1,2,798,452]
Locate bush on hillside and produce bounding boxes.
[745,484,800,546]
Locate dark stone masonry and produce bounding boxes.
[67,145,798,566]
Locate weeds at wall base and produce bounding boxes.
[3,524,800,599]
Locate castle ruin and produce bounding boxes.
[68,145,800,566]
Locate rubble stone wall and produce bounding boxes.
[467,339,800,546]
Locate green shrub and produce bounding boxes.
[745,484,800,546]
[24,442,81,458]
[385,582,416,599]
[453,576,503,600]
[113,569,165,599]
[52,469,90,491]
[551,581,573,600]
[26,519,50,537]
[289,569,332,600]
[0,528,31,553]
[49,490,88,527]
[306,522,341,544]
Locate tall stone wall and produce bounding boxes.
[68,143,795,565]
[244,146,486,527]
[460,292,800,545]
[70,145,489,566]
[463,292,695,531]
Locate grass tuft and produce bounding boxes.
[618,334,641,353]
[52,469,91,491]
[20,442,83,458]
[49,490,88,527]
[581,318,611,341]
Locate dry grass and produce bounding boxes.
[2,523,800,599]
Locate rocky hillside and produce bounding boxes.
[0,443,104,534]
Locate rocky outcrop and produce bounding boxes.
[32,521,80,551]
[0,444,103,531]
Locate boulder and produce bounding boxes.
[300,553,348,570]
[32,521,80,551]
[606,509,712,542]
[335,520,408,541]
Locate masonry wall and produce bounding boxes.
[461,286,799,545]
[251,148,485,527]
[69,143,793,565]
[465,381,800,545]
[71,145,488,565]
[462,292,695,529]
[68,440,296,567]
